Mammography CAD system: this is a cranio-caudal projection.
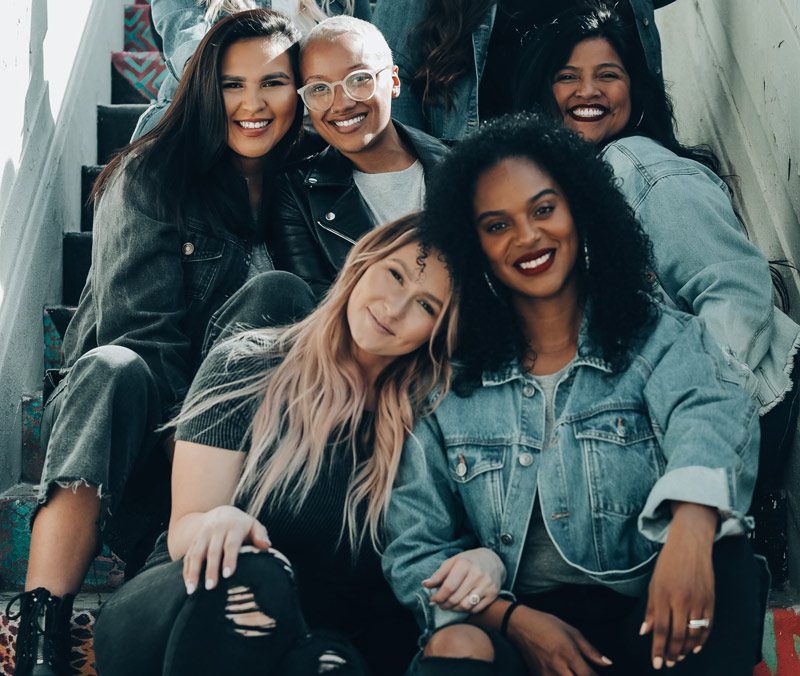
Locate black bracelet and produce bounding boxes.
[500,600,522,637]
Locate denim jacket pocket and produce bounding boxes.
[180,229,225,303]
[445,444,506,533]
[573,408,662,517]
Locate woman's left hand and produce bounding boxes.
[423,547,506,613]
[641,502,718,669]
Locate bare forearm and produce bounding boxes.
[167,512,208,560]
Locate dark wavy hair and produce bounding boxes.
[91,9,304,238]
[514,2,721,174]
[410,0,494,107]
[421,112,658,387]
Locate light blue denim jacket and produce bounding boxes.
[373,0,666,141]
[382,306,759,634]
[603,135,800,414]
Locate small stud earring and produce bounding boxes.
[583,240,591,271]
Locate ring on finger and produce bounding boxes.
[687,618,711,629]
[467,593,481,606]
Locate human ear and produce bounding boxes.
[391,65,401,99]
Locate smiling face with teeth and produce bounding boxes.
[300,34,402,169]
[221,36,298,167]
[551,37,632,145]
[474,157,581,310]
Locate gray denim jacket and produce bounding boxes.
[383,306,758,634]
[62,164,264,412]
[373,0,668,141]
[603,135,800,414]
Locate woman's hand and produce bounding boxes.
[507,605,612,676]
[423,547,506,613]
[182,505,271,595]
[641,502,717,669]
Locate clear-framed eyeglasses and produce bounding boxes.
[297,66,391,112]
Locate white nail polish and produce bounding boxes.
[185,582,196,595]
[222,567,232,578]
[205,578,214,590]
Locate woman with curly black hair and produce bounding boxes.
[515,3,800,508]
[383,113,766,676]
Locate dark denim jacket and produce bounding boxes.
[62,164,265,411]
[374,0,672,141]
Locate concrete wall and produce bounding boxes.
[0,0,127,490]
[656,0,800,584]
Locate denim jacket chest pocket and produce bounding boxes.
[571,408,663,517]
[445,442,507,539]
[180,227,225,305]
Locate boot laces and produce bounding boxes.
[5,588,60,665]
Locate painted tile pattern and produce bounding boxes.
[111,51,166,101]
[124,4,158,52]
[20,395,43,483]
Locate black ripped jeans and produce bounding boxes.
[93,549,370,676]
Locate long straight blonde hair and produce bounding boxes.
[203,1,357,28]
[178,214,459,549]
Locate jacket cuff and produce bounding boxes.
[638,465,754,543]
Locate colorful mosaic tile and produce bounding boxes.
[111,51,166,101]
[43,306,75,372]
[755,608,800,675]
[20,395,43,483]
[124,4,158,52]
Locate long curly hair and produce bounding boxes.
[421,112,657,387]
[514,2,721,174]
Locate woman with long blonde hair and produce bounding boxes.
[93,214,506,676]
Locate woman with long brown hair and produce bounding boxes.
[93,215,505,676]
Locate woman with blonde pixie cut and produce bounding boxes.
[94,214,506,676]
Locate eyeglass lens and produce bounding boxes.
[303,71,377,111]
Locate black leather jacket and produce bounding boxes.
[268,121,447,298]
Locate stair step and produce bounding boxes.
[0,484,125,594]
[124,4,159,52]
[20,394,44,483]
[44,305,76,372]
[111,51,166,104]
[97,103,147,164]
[62,232,92,307]
[81,165,103,232]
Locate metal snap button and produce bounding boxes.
[522,383,535,398]
[307,177,318,184]
[518,453,533,467]
[642,17,650,26]
[325,212,336,221]
[500,533,514,545]
[456,462,467,477]
[182,242,195,256]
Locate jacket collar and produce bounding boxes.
[301,120,447,189]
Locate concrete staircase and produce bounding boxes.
[0,3,163,673]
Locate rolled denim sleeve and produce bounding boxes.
[382,413,479,634]
[639,314,759,542]
[92,170,192,408]
[150,0,209,81]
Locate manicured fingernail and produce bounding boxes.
[666,660,675,668]
[222,567,232,578]
[677,655,686,662]
[653,657,663,670]
[185,582,196,595]
[601,656,613,665]
[693,645,703,654]
[639,622,648,636]
[205,578,215,590]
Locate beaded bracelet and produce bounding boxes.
[500,600,522,637]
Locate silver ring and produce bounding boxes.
[467,593,481,606]
[687,618,710,629]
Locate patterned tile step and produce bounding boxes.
[97,104,148,164]
[44,306,76,372]
[0,484,125,592]
[124,4,159,52]
[81,165,102,232]
[63,232,92,308]
[21,394,43,484]
[111,51,166,103]
[756,607,800,675]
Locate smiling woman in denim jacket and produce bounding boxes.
[515,3,800,503]
[5,11,316,676]
[372,0,675,143]
[383,114,765,675]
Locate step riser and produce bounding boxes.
[62,232,92,308]
[97,103,148,164]
[111,51,166,104]
[124,4,158,52]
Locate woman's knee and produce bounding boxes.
[423,624,495,661]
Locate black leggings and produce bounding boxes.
[410,537,767,676]
[94,550,370,675]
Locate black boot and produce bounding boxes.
[5,587,74,675]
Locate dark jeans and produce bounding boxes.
[410,537,767,676]
[94,550,370,675]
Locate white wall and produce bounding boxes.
[656,0,800,584]
[0,0,127,490]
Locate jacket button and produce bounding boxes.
[522,383,535,398]
[642,17,650,26]
[500,533,514,545]
[307,177,317,184]
[182,242,195,256]
[325,212,336,221]
[518,453,533,467]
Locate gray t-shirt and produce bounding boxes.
[352,160,425,226]
[515,362,595,595]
